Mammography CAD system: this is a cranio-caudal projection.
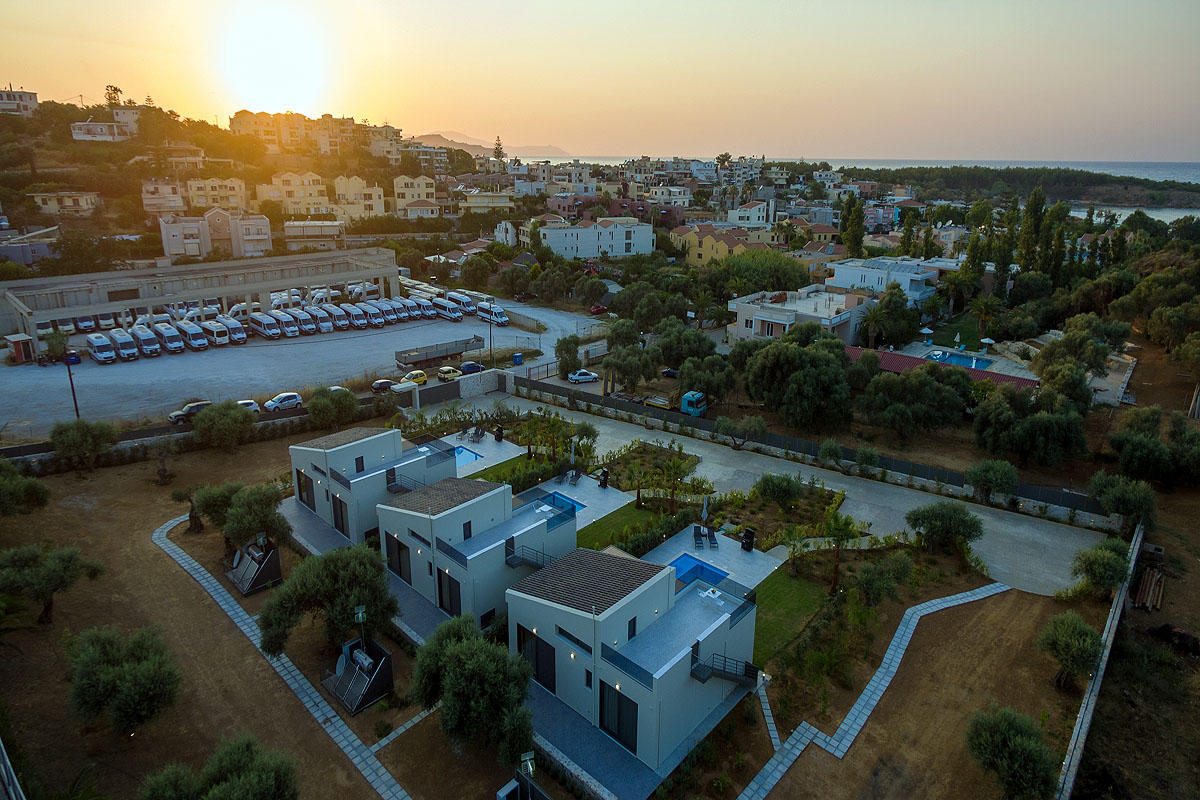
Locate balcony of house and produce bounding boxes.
[324,438,454,492]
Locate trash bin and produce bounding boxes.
[512,352,523,365]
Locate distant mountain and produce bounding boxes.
[415,132,570,159]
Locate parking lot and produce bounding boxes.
[2,303,601,437]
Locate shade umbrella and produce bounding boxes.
[570,439,575,466]
[954,332,961,344]
[980,337,995,345]
[919,327,934,334]
[701,494,708,522]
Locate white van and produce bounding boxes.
[477,302,510,326]
[305,305,334,333]
[347,282,380,301]
[445,291,477,315]
[308,287,343,305]
[176,319,209,351]
[321,303,350,330]
[431,297,464,321]
[35,320,53,339]
[136,313,173,328]
[397,297,420,320]
[153,322,185,354]
[365,300,397,324]
[75,315,97,332]
[108,328,139,360]
[215,315,247,344]
[97,312,116,330]
[412,296,437,319]
[229,302,262,322]
[249,312,282,339]
[199,320,229,346]
[356,302,385,327]
[285,308,317,335]
[382,298,410,322]
[184,306,221,323]
[340,303,368,329]
[85,332,117,364]
[129,324,161,356]
[267,309,300,337]
[55,318,76,335]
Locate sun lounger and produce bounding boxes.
[554,468,568,484]
[693,526,705,549]
[456,426,468,440]
[957,344,967,351]
[569,469,581,486]
[469,426,485,443]
[707,528,718,549]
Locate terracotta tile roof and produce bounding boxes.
[845,346,1038,389]
[508,548,667,614]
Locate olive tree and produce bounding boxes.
[904,501,983,553]
[306,388,359,432]
[0,459,50,516]
[222,483,291,558]
[68,626,182,733]
[191,400,256,452]
[1088,470,1157,532]
[0,544,104,624]
[714,415,766,448]
[1036,612,1102,690]
[964,459,1019,504]
[554,334,582,379]
[139,735,298,800]
[965,705,1056,800]
[49,418,117,471]
[1070,538,1129,599]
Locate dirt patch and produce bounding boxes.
[283,618,420,747]
[770,590,1109,800]
[603,440,702,492]
[657,693,775,799]
[713,485,840,552]
[0,431,376,799]
[1123,331,1196,412]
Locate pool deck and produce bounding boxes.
[644,526,783,591]
[528,474,635,529]
[901,342,1037,381]
[441,431,524,477]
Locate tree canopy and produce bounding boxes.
[192,400,255,452]
[904,502,983,553]
[68,626,181,734]
[1036,612,1102,690]
[965,705,1057,800]
[49,418,118,471]
[0,544,104,624]
[138,735,298,800]
[0,459,50,516]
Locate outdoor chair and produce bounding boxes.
[707,528,719,549]
[569,469,581,486]
[469,427,485,443]
[957,343,967,351]
[693,526,705,549]
[457,426,468,440]
[555,468,568,484]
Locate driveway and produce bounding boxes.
[439,395,1103,596]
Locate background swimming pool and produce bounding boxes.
[546,491,586,511]
[669,553,729,586]
[926,351,993,370]
[454,446,482,469]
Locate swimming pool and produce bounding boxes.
[669,553,729,586]
[454,445,482,469]
[546,491,586,512]
[926,350,993,370]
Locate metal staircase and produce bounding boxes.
[505,539,554,569]
[690,650,760,687]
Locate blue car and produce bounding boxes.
[459,361,483,375]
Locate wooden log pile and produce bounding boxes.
[1133,567,1165,611]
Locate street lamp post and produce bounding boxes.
[65,356,80,419]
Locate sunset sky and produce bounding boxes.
[7,0,1200,161]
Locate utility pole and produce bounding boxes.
[65,355,80,419]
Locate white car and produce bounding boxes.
[236,400,261,414]
[264,392,303,412]
[568,369,600,384]
[328,385,351,393]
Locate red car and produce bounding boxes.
[590,304,608,315]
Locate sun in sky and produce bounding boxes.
[219,3,330,115]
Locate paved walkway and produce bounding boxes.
[460,395,1101,595]
[738,582,1012,800]
[150,515,412,800]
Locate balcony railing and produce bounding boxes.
[505,540,553,569]
[600,643,654,690]
[690,651,759,687]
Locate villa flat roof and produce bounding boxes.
[295,427,391,450]
[619,584,741,675]
[381,477,503,516]
[509,548,666,614]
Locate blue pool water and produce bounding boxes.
[669,553,729,586]
[926,350,993,370]
[454,446,482,469]
[546,491,586,512]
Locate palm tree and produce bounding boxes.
[861,304,887,350]
[728,277,751,299]
[822,502,859,596]
[771,220,797,246]
[541,415,569,461]
[969,294,1002,336]
[783,525,813,577]
[657,457,691,515]
[626,464,643,508]
[920,294,943,325]
[691,290,714,329]
[518,416,542,460]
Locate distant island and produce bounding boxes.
[415,131,570,158]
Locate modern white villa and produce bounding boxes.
[826,257,937,306]
[506,546,759,771]
[376,479,578,628]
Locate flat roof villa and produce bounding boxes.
[826,257,937,306]
[727,285,876,345]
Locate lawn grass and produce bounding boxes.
[930,313,982,352]
[752,567,826,665]
[464,452,529,479]
[576,502,658,550]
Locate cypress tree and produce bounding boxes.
[1016,187,1045,269]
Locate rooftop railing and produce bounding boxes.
[600,643,654,690]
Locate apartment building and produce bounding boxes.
[534,217,654,259]
[377,480,577,628]
[284,220,345,251]
[70,119,130,142]
[141,178,186,216]
[255,172,330,216]
[0,86,38,117]
[726,200,774,228]
[29,191,102,217]
[727,285,874,344]
[459,191,516,215]
[825,257,937,306]
[112,106,147,134]
[506,547,758,770]
[205,208,273,258]
[367,136,451,173]
[646,185,692,208]
[186,177,250,212]
[330,176,386,221]
[670,223,769,267]
[229,110,356,155]
[159,214,212,258]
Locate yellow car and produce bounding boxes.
[402,369,428,385]
[438,366,463,382]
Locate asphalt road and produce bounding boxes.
[2,301,601,438]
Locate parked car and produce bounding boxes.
[168,401,213,425]
[264,392,303,412]
[236,400,261,414]
[438,366,462,382]
[402,370,427,386]
[661,367,679,379]
[459,361,483,375]
[371,379,398,394]
[590,304,608,315]
[568,369,599,384]
[513,291,536,302]
[328,385,351,393]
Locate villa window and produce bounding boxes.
[628,617,637,640]
[355,456,364,473]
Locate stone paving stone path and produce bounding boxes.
[151,515,413,800]
[739,582,1012,800]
